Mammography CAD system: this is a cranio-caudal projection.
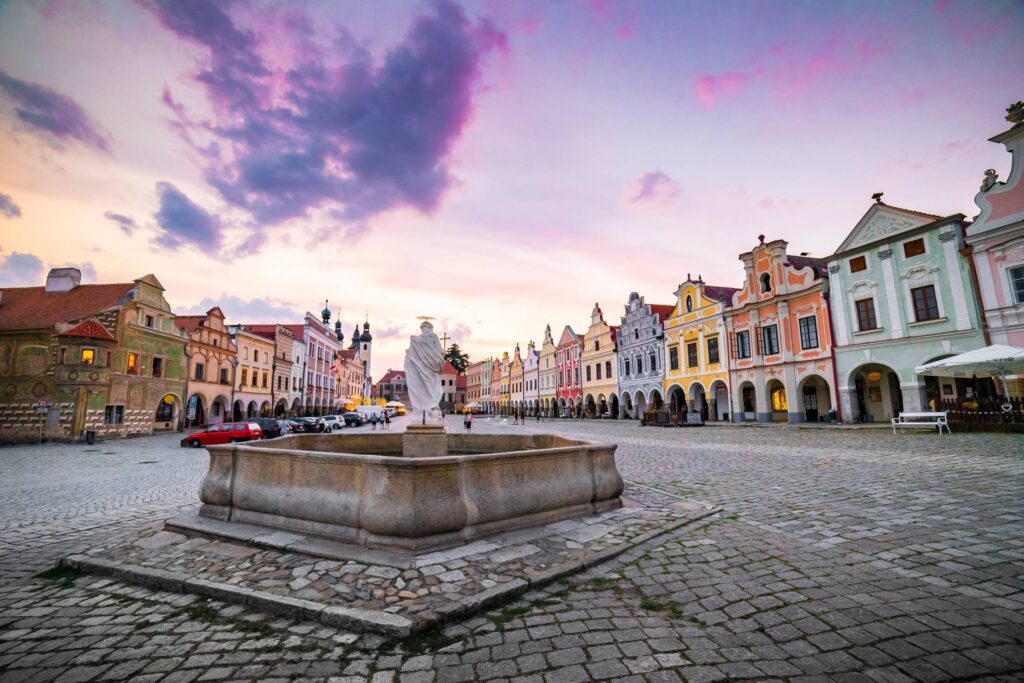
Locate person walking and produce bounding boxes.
[383,411,391,430]
[513,409,519,425]
[371,413,378,430]
[466,412,473,432]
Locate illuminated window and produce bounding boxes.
[81,348,95,366]
[771,386,788,411]
[127,352,139,374]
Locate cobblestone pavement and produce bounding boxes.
[2,418,1023,681]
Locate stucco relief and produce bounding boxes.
[901,264,939,286]
[851,214,919,247]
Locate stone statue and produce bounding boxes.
[980,169,998,192]
[404,320,445,422]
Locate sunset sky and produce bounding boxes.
[1,0,1022,377]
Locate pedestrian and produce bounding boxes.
[466,412,473,432]
[513,409,518,425]
[536,409,540,423]
[384,411,391,430]
[371,413,378,430]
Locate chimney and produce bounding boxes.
[45,267,82,293]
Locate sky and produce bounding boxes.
[1,0,1022,378]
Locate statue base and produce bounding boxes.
[403,423,448,458]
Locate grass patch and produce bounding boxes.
[723,513,740,521]
[668,604,684,620]
[35,565,83,588]
[488,605,532,628]
[590,577,609,590]
[639,597,664,612]
[175,602,277,637]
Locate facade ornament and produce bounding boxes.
[980,168,999,192]
[872,192,884,203]
[1006,100,1024,124]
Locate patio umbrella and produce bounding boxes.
[915,344,1024,399]
[385,400,405,407]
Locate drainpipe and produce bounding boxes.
[823,288,843,424]
[959,243,992,346]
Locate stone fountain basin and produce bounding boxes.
[195,433,624,552]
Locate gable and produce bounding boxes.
[557,325,577,346]
[837,204,936,253]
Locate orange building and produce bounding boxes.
[725,236,836,423]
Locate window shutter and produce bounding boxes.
[729,333,738,361]
[755,326,764,356]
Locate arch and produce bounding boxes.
[210,394,229,424]
[274,398,288,417]
[688,382,708,421]
[609,393,619,419]
[154,393,181,430]
[797,374,832,423]
[633,390,648,418]
[291,398,302,416]
[709,379,730,422]
[232,400,243,421]
[847,362,903,423]
[766,378,787,422]
[738,381,756,421]
[623,391,634,418]
[260,401,271,417]
[666,384,686,413]
[187,393,206,427]
[246,401,258,418]
[585,394,597,418]
[649,389,664,410]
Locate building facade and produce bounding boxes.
[499,351,511,413]
[288,329,306,414]
[440,361,459,413]
[300,309,343,415]
[523,340,539,415]
[509,345,524,413]
[555,325,583,417]
[538,325,558,417]
[176,306,236,428]
[244,324,296,417]
[230,326,275,419]
[376,369,408,404]
[489,357,502,414]
[617,293,672,419]
[663,278,737,422]
[466,360,484,405]
[725,237,836,423]
[0,270,188,443]
[335,348,365,409]
[969,112,1024,396]
[829,200,988,421]
[580,303,619,417]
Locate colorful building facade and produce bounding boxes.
[725,238,835,423]
[230,326,275,419]
[969,114,1024,397]
[555,325,583,416]
[580,303,619,417]
[538,325,558,417]
[509,344,524,412]
[0,270,187,442]
[523,340,539,415]
[663,278,737,421]
[829,200,987,422]
[176,306,236,428]
[618,292,672,419]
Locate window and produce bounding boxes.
[686,342,698,368]
[81,348,95,366]
[220,367,229,384]
[605,361,611,379]
[762,325,779,355]
[634,328,639,340]
[849,255,867,273]
[155,398,174,422]
[624,359,631,376]
[104,405,124,424]
[736,331,751,359]
[760,273,772,293]
[152,357,163,378]
[669,346,679,371]
[594,340,600,351]
[636,357,643,374]
[596,364,602,380]
[798,316,819,350]
[241,369,248,386]
[145,314,154,328]
[911,285,940,321]
[707,337,720,365]
[213,339,218,347]
[855,298,878,331]
[586,366,592,382]
[1010,265,1024,303]
[685,295,693,312]
[903,238,926,258]
[127,352,138,374]
[262,372,268,388]
[650,352,656,371]
[194,362,204,380]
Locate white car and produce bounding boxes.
[320,415,345,431]
[356,406,386,421]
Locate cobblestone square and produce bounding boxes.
[2,418,1023,681]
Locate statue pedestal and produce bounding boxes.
[403,424,448,458]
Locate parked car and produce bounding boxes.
[292,417,321,433]
[320,415,345,431]
[356,405,386,421]
[284,420,304,434]
[181,422,263,448]
[342,411,364,427]
[252,417,289,438]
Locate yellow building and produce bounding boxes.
[499,351,511,414]
[538,324,558,417]
[229,326,275,419]
[580,303,620,417]
[662,276,738,422]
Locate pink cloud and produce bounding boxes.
[693,72,749,109]
[629,171,680,206]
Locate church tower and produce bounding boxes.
[359,319,373,397]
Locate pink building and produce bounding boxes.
[555,325,583,417]
[968,108,1024,378]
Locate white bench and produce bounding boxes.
[891,411,950,435]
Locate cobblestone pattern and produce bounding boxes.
[1,418,1023,681]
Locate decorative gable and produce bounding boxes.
[838,204,936,253]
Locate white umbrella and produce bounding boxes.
[464,402,482,409]
[385,400,405,407]
[915,344,1024,398]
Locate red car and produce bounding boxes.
[181,422,263,448]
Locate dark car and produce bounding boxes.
[252,418,290,438]
[292,417,322,433]
[342,412,364,427]
[180,422,263,448]
[284,420,303,434]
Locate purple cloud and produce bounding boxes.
[179,294,301,323]
[103,210,138,234]
[0,193,22,219]
[694,72,749,109]
[145,0,505,236]
[152,181,221,250]
[0,71,109,151]
[631,171,680,205]
[0,252,44,286]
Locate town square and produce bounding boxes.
[2,0,1024,681]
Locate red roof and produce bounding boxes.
[339,349,357,361]
[784,255,828,279]
[456,374,467,389]
[703,285,740,303]
[174,315,205,333]
[378,369,405,384]
[442,361,458,376]
[60,318,116,342]
[242,323,280,341]
[280,324,305,342]
[649,304,675,321]
[0,283,134,332]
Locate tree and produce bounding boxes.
[445,343,470,375]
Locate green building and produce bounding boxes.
[827,199,988,422]
[0,268,187,443]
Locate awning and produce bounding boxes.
[915,344,1024,396]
